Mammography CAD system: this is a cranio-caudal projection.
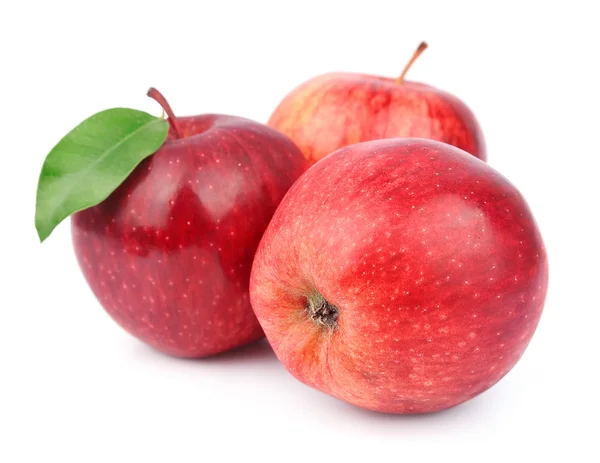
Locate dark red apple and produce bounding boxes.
[249,138,547,413]
[268,42,486,164]
[72,89,308,358]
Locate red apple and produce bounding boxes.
[72,89,308,358]
[268,42,486,164]
[249,138,547,413]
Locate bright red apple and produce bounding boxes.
[268,42,486,164]
[72,89,308,358]
[249,138,547,413]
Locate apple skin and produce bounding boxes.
[268,73,486,164]
[249,138,547,413]
[71,114,308,358]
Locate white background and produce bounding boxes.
[1,1,598,461]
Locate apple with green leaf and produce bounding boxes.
[36,88,308,357]
[269,42,486,164]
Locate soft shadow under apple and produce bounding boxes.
[323,382,505,425]
[199,338,277,365]
[130,337,279,367]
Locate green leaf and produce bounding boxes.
[35,108,169,242]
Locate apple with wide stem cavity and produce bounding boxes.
[250,138,547,413]
[269,42,486,164]
[72,88,308,358]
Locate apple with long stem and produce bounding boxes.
[250,138,547,413]
[58,88,308,357]
[268,42,486,164]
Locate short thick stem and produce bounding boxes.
[147,87,183,138]
[307,292,339,330]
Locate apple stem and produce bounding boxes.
[396,42,428,85]
[307,292,339,330]
[147,87,183,138]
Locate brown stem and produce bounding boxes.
[396,42,428,85]
[147,87,183,138]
